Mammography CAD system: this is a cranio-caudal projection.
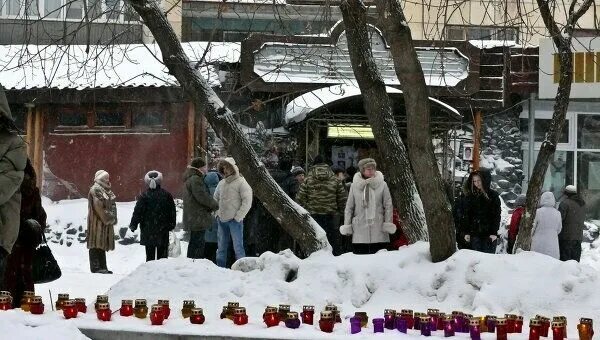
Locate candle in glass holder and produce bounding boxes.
[181,300,195,319]
[324,304,341,323]
[373,318,385,333]
[420,316,432,336]
[190,308,205,324]
[384,309,397,330]
[29,296,44,314]
[278,304,290,322]
[536,316,550,337]
[158,299,170,319]
[150,304,164,326]
[20,291,35,312]
[263,306,279,327]
[452,311,464,333]
[227,302,239,320]
[396,317,408,334]
[0,296,12,311]
[120,300,134,317]
[515,316,524,333]
[319,311,335,333]
[96,302,111,321]
[578,318,593,340]
[553,317,568,338]
[444,316,456,337]
[428,309,440,331]
[469,318,481,340]
[285,311,300,329]
[350,316,362,334]
[496,318,508,340]
[220,306,228,319]
[464,314,474,333]
[355,312,369,328]
[74,298,86,313]
[0,291,12,306]
[95,295,108,312]
[529,318,542,340]
[134,299,148,319]
[552,321,565,340]
[301,305,314,325]
[62,300,78,319]
[401,309,415,329]
[414,312,424,330]
[234,307,249,326]
[505,314,517,333]
[55,293,69,311]
[438,313,447,331]
[486,315,497,333]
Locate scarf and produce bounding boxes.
[94,178,116,201]
[362,176,377,226]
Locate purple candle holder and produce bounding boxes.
[414,316,422,330]
[285,318,301,329]
[421,322,432,336]
[396,318,408,333]
[350,317,362,334]
[373,318,385,333]
[486,318,496,333]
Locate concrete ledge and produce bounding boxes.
[78,328,287,340]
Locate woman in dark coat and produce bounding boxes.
[129,171,176,262]
[3,159,45,307]
[457,170,501,253]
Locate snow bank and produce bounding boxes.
[0,318,89,340]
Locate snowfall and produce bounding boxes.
[2,198,600,339]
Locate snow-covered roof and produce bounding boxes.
[0,42,240,90]
[285,83,461,125]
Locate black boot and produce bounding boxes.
[89,249,102,273]
[98,250,112,274]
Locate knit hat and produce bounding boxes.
[290,166,305,176]
[94,170,109,182]
[331,165,345,175]
[564,185,577,194]
[358,158,377,172]
[190,157,206,169]
[144,170,163,189]
[515,194,526,207]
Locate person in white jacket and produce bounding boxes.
[339,158,396,254]
[531,191,562,259]
[214,157,253,267]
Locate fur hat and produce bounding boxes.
[94,170,109,182]
[190,157,206,169]
[358,158,377,172]
[515,194,526,207]
[564,185,577,194]
[144,170,163,189]
[291,166,305,176]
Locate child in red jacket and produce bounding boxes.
[508,194,526,253]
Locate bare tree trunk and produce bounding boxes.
[128,0,330,255]
[375,0,456,261]
[515,0,593,251]
[340,0,428,243]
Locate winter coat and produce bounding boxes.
[203,171,221,243]
[340,171,396,244]
[558,194,586,241]
[281,173,301,200]
[508,206,524,243]
[214,160,253,222]
[458,171,502,238]
[87,183,117,251]
[297,164,347,215]
[130,186,176,246]
[531,192,562,259]
[183,168,219,231]
[0,89,27,255]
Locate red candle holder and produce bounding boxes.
[505,314,517,333]
[0,291,11,304]
[150,304,165,326]
[29,296,44,314]
[414,312,425,330]
[552,321,565,340]
[62,300,78,319]
[263,306,280,328]
[496,318,508,340]
[158,299,170,319]
[234,307,249,325]
[536,316,550,337]
[181,300,195,319]
[438,313,447,331]
[96,302,112,321]
[385,309,397,330]
[401,309,415,329]
[578,318,594,340]
[0,296,12,311]
[470,318,481,340]
[301,305,315,325]
[75,298,87,313]
[120,300,134,317]
[553,316,567,338]
[529,318,542,340]
[95,295,108,312]
[515,316,524,333]
[190,308,205,324]
[319,311,335,333]
[444,316,455,337]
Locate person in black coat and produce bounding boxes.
[129,171,176,262]
[456,170,501,253]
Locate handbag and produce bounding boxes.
[32,233,62,284]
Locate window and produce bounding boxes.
[445,25,518,42]
[2,0,134,22]
[24,0,39,16]
[59,110,87,126]
[7,0,22,15]
[65,0,83,19]
[44,0,61,18]
[520,118,569,143]
[578,115,600,149]
[86,0,102,20]
[133,111,164,128]
[95,110,125,126]
[104,0,120,21]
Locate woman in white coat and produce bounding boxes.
[339,158,396,254]
[531,191,562,259]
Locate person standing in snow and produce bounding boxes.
[0,85,27,286]
[339,158,396,254]
[129,171,176,262]
[214,157,252,267]
[3,160,45,307]
[87,170,117,274]
[203,170,222,263]
[282,166,305,200]
[458,170,501,253]
[507,194,526,253]
[183,158,219,260]
[297,155,347,255]
[531,191,562,259]
[558,185,586,262]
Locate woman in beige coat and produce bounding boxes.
[87,170,117,274]
[339,158,396,254]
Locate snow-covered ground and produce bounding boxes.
[3,198,600,339]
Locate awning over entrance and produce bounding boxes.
[285,84,462,125]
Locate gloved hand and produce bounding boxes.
[24,219,43,246]
[464,234,471,243]
[129,225,137,233]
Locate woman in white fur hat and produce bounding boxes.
[339,158,396,254]
[87,170,117,274]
